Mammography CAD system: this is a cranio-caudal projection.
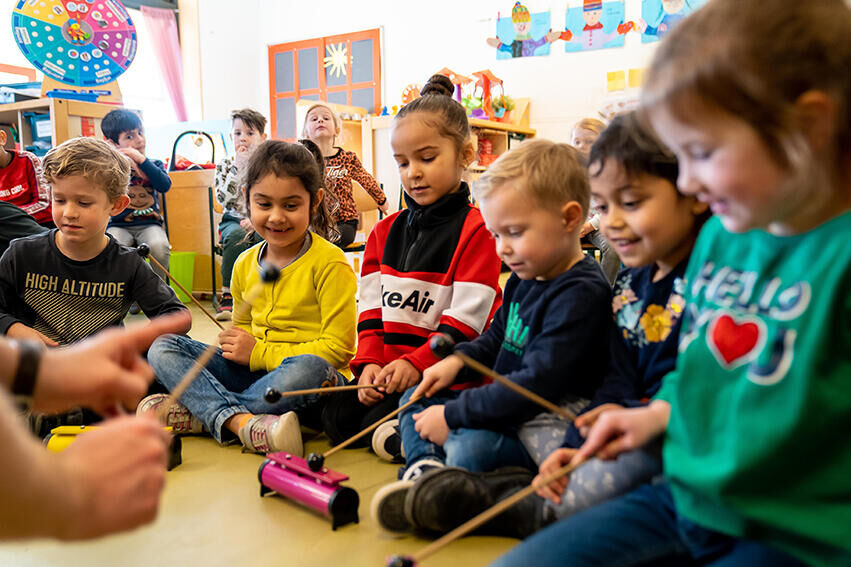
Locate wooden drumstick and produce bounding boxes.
[263,383,383,402]
[154,262,281,423]
[386,456,590,567]
[429,334,576,421]
[136,243,224,331]
[305,394,423,473]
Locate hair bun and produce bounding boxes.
[420,74,455,98]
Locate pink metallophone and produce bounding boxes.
[258,452,359,530]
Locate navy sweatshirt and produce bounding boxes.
[562,258,690,447]
[443,255,613,430]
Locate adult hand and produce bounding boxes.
[218,326,256,365]
[414,355,464,399]
[376,359,420,394]
[7,322,57,347]
[357,364,384,406]
[413,405,449,446]
[533,448,578,504]
[32,311,191,414]
[574,401,670,463]
[48,415,170,539]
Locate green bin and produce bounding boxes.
[168,251,196,303]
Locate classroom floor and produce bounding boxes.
[0,302,519,567]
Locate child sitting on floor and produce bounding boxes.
[319,74,503,458]
[387,112,710,539]
[370,138,614,532]
[142,141,357,457]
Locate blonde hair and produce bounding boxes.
[572,118,607,136]
[473,139,589,217]
[301,102,342,140]
[42,137,131,202]
[642,0,851,181]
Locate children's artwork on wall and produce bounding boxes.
[561,0,634,53]
[639,0,706,43]
[486,2,560,59]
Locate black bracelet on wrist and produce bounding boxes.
[12,339,43,398]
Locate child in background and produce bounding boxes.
[0,129,52,227]
[397,112,709,540]
[320,74,503,459]
[143,141,357,456]
[371,138,613,533]
[302,102,389,248]
[571,117,620,284]
[495,1,851,566]
[214,108,268,320]
[101,109,172,286]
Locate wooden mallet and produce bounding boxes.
[136,243,224,331]
[429,334,576,421]
[263,383,383,402]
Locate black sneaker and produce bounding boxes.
[215,293,233,321]
[405,466,548,539]
[370,459,443,533]
[372,419,405,463]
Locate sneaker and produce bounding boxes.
[372,419,405,463]
[371,459,444,533]
[215,293,233,321]
[238,412,303,456]
[405,467,548,539]
[137,394,204,434]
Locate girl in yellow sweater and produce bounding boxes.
[141,141,357,456]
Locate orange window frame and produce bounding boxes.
[268,28,381,140]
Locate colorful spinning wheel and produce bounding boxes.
[11,0,137,87]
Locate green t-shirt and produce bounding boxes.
[656,213,851,566]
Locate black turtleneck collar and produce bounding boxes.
[403,183,471,230]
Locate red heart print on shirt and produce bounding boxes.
[707,312,765,368]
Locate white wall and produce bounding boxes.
[196,0,660,142]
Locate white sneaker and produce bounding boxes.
[238,412,303,456]
[372,419,405,463]
[136,394,204,434]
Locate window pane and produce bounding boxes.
[302,94,320,101]
[274,51,294,93]
[276,97,296,139]
[298,48,318,90]
[352,87,374,113]
[324,42,347,87]
[351,39,374,83]
[327,91,348,106]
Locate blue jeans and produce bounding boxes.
[398,387,535,474]
[491,482,807,567]
[148,334,344,442]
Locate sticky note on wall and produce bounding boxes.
[607,70,626,92]
[628,68,645,88]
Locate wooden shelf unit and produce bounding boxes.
[0,98,122,151]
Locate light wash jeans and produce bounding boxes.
[398,387,535,475]
[491,482,808,567]
[148,334,344,442]
[108,224,170,281]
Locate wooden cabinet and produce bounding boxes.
[0,98,123,151]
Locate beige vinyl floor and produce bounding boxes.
[0,301,519,567]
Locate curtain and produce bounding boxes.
[139,6,187,121]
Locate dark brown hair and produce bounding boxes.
[395,74,471,155]
[242,140,336,241]
[231,108,267,134]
